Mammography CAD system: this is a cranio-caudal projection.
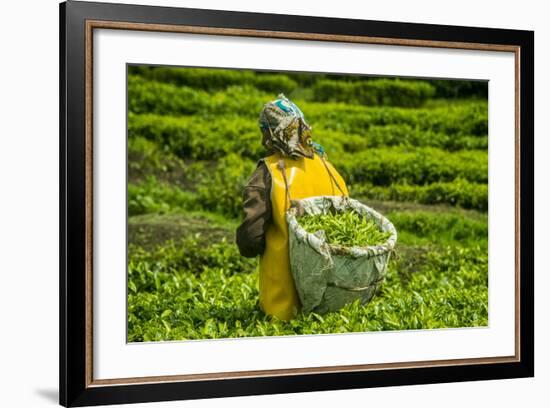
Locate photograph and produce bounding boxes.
[126,65,489,342]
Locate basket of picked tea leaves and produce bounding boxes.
[287,196,397,314]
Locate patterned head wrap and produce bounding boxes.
[259,94,316,160]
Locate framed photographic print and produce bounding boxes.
[59,0,534,406]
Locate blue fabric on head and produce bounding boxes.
[273,97,304,119]
[259,94,306,131]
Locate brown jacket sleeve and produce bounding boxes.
[236,160,272,258]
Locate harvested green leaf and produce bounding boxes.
[299,210,391,247]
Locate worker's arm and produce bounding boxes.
[236,160,272,258]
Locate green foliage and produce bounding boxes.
[128,76,488,137]
[129,65,298,94]
[427,79,488,99]
[335,147,487,186]
[127,136,194,187]
[128,232,488,341]
[128,76,268,117]
[128,176,197,216]
[352,179,488,211]
[355,124,487,151]
[128,113,265,160]
[129,114,487,164]
[299,210,391,247]
[128,76,210,116]
[388,210,487,246]
[128,155,256,218]
[129,237,257,279]
[306,101,488,137]
[196,154,256,218]
[128,66,487,102]
[312,78,436,107]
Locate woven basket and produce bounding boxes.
[287,196,397,314]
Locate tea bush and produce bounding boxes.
[387,210,488,246]
[306,102,488,137]
[128,113,266,160]
[128,76,267,117]
[128,155,255,219]
[129,114,487,158]
[335,147,487,186]
[128,233,487,341]
[128,176,198,216]
[357,124,487,151]
[128,76,488,137]
[312,78,436,107]
[129,65,298,94]
[196,154,256,218]
[351,179,488,211]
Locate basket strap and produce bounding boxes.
[277,159,293,209]
[326,276,385,292]
[278,155,345,209]
[319,155,346,197]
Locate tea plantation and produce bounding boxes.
[127,66,488,342]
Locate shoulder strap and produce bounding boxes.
[318,155,346,197]
[277,159,293,209]
[278,156,346,210]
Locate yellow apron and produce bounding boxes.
[259,152,349,320]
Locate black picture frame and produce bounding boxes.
[59,1,534,406]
